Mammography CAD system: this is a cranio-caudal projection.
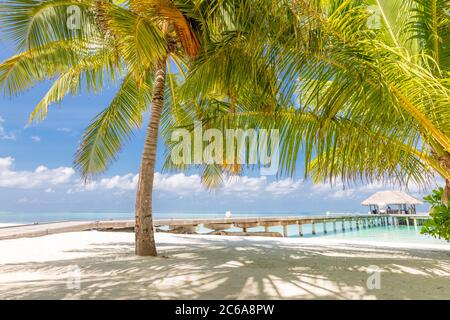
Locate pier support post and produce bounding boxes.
[349,219,353,230]
[333,221,337,232]
[298,224,303,237]
[356,219,360,230]
[342,220,345,232]
[413,218,417,229]
[312,222,316,235]
[323,221,327,234]
[406,218,410,227]
[283,225,288,237]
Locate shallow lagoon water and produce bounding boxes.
[0,211,447,245]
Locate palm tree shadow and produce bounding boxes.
[0,234,449,299]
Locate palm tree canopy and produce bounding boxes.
[1,0,449,190]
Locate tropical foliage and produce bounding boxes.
[421,188,450,241]
[163,0,450,194]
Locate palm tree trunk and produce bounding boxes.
[440,155,450,206]
[135,59,167,256]
[430,147,450,206]
[443,179,450,207]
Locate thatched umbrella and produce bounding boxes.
[361,191,422,214]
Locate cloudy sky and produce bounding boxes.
[0,39,438,216]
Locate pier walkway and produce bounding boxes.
[0,214,430,240]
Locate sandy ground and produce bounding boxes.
[0,231,449,300]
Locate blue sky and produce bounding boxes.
[0,38,437,216]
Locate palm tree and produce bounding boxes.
[0,0,228,256]
[281,0,450,201]
[165,0,450,201]
[0,0,284,255]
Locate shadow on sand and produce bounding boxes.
[0,234,449,299]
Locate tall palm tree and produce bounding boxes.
[165,0,450,201]
[0,0,230,256]
[0,0,283,255]
[281,0,450,201]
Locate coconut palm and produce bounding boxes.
[0,0,283,255]
[164,0,450,201]
[0,0,244,256]
[279,0,450,200]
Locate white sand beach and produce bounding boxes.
[0,231,449,300]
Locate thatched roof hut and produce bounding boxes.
[361,191,422,214]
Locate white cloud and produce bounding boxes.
[0,157,74,189]
[31,136,41,142]
[72,172,204,196]
[72,172,303,199]
[0,117,16,140]
[154,173,203,194]
[265,179,302,196]
[223,176,266,193]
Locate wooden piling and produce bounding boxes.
[298,224,303,237]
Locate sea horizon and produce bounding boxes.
[0,210,371,224]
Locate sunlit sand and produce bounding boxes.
[0,231,448,299]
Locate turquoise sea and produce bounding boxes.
[0,211,447,245]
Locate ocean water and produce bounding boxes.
[197,220,448,245]
[0,211,345,224]
[0,211,447,245]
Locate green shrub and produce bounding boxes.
[421,188,450,241]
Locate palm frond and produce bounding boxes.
[74,71,153,179]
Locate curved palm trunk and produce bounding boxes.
[443,179,450,206]
[135,59,167,256]
[439,155,450,206]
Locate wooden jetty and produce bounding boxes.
[0,214,430,241]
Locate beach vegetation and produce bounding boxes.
[421,188,450,241]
